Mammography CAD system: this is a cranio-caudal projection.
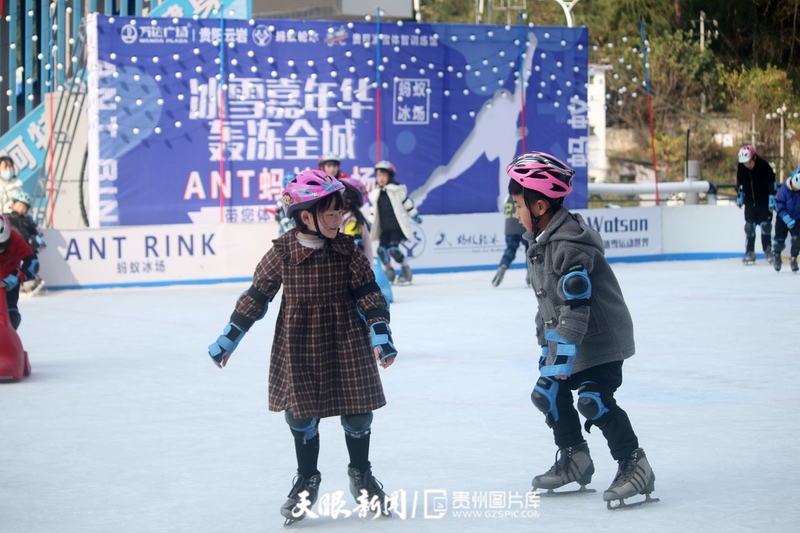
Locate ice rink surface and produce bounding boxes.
[3,258,799,532]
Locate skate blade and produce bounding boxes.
[606,493,660,510]
[534,485,596,496]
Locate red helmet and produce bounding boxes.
[505,151,574,199]
[738,145,756,164]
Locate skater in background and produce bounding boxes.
[0,214,39,329]
[492,194,529,287]
[369,160,421,284]
[207,170,396,525]
[0,156,23,214]
[276,172,297,235]
[339,176,373,259]
[772,167,800,272]
[6,191,46,295]
[507,151,657,509]
[736,145,776,264]
[318,152,350,180]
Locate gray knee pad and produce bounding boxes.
[745,222,755,237]
[285,409,319,441]
[761,220,772,235]
[341,412,373,437]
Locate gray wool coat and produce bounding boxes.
[232,230,389,419]
[525,206,635,375]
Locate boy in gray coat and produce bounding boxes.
[506,151,657,510]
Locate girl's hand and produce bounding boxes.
[374,347,395,369]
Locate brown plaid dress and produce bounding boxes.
[232,229,389,419]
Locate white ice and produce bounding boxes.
[3,259,800,532]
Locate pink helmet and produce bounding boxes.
[338,177,369,207]
[505,151,575,199]
[738,145,756,163]
[281,169,344,217]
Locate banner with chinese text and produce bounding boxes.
[87,15,589,226]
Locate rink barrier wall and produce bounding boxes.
[38,205,746,290]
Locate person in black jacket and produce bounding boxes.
[736,145,777,264]
[6,191,46,295]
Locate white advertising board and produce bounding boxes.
[38,206,738,290]
[39,223,278,289]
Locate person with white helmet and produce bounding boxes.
[0,214,39,329]
[736,145,777,264]
[369,160,421,284]
[318,152,350,181]
[771,167,800,272]
[6,191,46,295]
[7,191,45,253]
[207,169,396,524]
[507,151,657,509]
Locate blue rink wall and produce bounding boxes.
[38,205,746,290]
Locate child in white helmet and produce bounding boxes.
[772,167,800,272]
[6,191,46,295]
[369,160,421,284]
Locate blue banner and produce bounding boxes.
[88,16,588,226]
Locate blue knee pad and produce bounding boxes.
[388,246,405,263]
[577,381,610,432]
[285,410,319,442]
[377,246,391,265]
[531,375,559,426]
[341,412,373,437]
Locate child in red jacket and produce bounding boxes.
[0,215,39,329]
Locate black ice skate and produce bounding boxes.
[347,463,392,517]
[281,472,321,526]
[532,441,596,495]
[792,257,799,272]
[492,265,508,287]
[396,264,413,285]
[774,251,782,272]
[742,251,756,265]
[603,448,659,510]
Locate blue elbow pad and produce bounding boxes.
[562,268,591,307]
[769,195,777,210]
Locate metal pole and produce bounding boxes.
[780,114,785,180]
[700,10,706,113]
[8,0,18,126]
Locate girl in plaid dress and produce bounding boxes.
[208,170,397,524]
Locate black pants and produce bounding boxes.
[378,229,407,263]
[773,217,800,257]
[549,361,639,461]
[744,205,773,253]
[6,284,20,330]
